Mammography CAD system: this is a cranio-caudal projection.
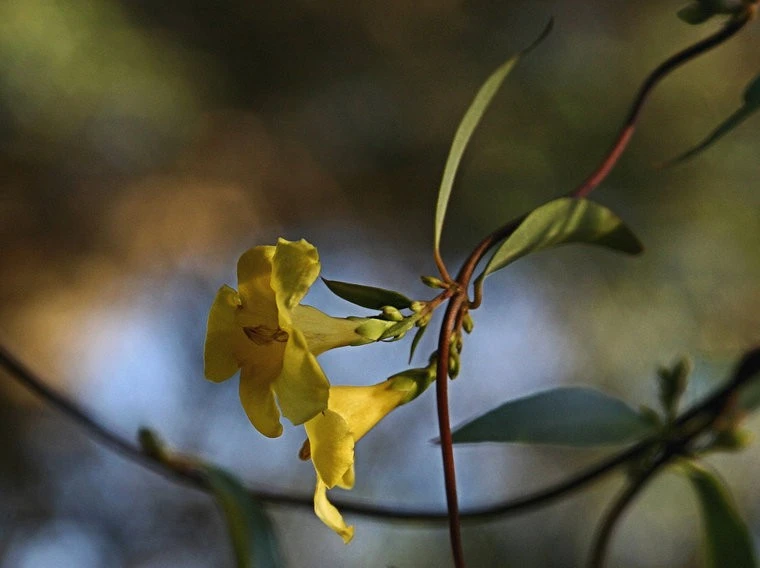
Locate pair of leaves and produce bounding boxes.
[663,72,760,166]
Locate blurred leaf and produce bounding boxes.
[322,278,412,310]
[663,72,760,166]
[677,461,756,568]
[204,466,282,568]
[677,0,743,24]
[677,2,714,24]
[451,387,657,446]
[480,198,643,278]
[433,19,553,257]
[409,324,428,363]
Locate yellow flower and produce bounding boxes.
[204,238,388,438]
[300,369,434,542]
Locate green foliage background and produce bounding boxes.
[1,1,758,566]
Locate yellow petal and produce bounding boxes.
[329,383,407,442]
[292,305,369,355]
[236,246,279,327]
[271,238,320,313]
[304,409,354,488]
[314,479,354,544]
[204,285,243,382]
[339,464,355,489]
[238,345,286,438]
[275,330,330,425]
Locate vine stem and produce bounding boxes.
[432,11,754,566]
[0,11,756,568]
[587,455,669,568]
[435,293,468,567]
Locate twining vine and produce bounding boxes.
[2,2,760,567]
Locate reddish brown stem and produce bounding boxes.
[571,12,751,199]
[435,292,468,567]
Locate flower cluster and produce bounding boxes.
[204,238,431,540]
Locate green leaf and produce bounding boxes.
[677,2,713,24]
[322,278,412,310]
[480,198,643,278]
[451,387,657,446]
[433,19,553,257]
[677,461,757,568]
[203,466,282,568]
[408,324,428,363]
[663,72,760,166]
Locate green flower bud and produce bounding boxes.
[421,275,446,289]
[462,313,474,334]
[448,353,460,379]
[410,301,427,313]
[381,306,404,322]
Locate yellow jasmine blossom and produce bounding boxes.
[300,369,434,542]
[204,238,389,438]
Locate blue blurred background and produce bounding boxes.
[1,1,759,566]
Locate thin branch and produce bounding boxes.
[571,11,752,199]
[587,454,669,568]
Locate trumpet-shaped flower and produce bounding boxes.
[300,369,434,542]
[204,238,390,438]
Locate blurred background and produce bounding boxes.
[1,1,759,566]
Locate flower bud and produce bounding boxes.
[421,275,446,289]
[381,306,404,322]
[462,313,474,334]
[410,301,427,313]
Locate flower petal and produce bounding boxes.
[304,409,354,488]
[204,285,243,382]
[271,239,320,312]
[292,305,369,355]
[329,383,407,442]
[238,349,286,438]
[275,330,330,425]
[314,479,354,544]
[236,246,279,327]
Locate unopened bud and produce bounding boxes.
[421,275,446,289]
[417,312,432,327]
[381,306,404,322]
[410,301,426,313]
[448,354,460,379]
[462,313,474,334]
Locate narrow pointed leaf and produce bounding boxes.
[322,278,412,310]
[433,19,553,256]
[408,324,428,363]
[452,387,657,446]
[663,72,760,166]
[481,198,643,278]
[677,461,756,568]
[204,466,282,568]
